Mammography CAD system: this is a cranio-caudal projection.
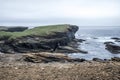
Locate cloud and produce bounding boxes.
[0,0,120,26]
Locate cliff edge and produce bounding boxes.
[0,24,79,53]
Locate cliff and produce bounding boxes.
[0,24,79,53]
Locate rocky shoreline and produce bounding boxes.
[0,53,120,80]
[0,25,120,60]
[0,24,85,54]
[0,25,120,80]
[0,52,120,63]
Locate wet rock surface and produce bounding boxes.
[111,37,120,42]
[92,58,105,62]
[104,42,120,54]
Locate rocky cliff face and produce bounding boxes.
[0,25,79,53]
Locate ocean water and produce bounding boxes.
[68,27,120,60]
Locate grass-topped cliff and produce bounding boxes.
[0,24,79,53]
[0,24,72,40]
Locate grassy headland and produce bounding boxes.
[0,24,80,53]
[0,24,69,40]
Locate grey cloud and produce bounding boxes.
[0,0,120,27]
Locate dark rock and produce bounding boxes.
[104,42,114,44]
[111,37,120,42]
[7,27,28,32]
[111,37,120,40]
[0,26,28,32]
[111,57,120,62]
[23,53,86,63]
[104,42,120,54]
[72,58,86,62]
[73,39,86,43]
[104,59,110,61]
[93,58,105,62]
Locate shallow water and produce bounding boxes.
[68,28,120,60]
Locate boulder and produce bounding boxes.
[111,37,120,42]
[73,39,86,43]
[92,58,105,62]
[104,42,120,54]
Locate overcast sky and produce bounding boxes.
[0,0,120,28]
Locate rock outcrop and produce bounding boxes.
[0,52,86,63]
[0,26,28,32]
[92,58,105,62]
[104,42,120,54]
[0,24,79,53]
[111,37,120,42]
[23,53,86,63]
[111,57,120,62]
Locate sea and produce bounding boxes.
[68,27,120,60]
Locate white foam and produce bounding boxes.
[96,37,115,42]
[69,36,120,60]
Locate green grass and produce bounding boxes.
[0,24,69,40]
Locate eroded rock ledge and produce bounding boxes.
[0,52,119,63]
[23,53,86,63]
[0,24,81,53]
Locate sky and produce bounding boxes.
[0,0,120,28]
